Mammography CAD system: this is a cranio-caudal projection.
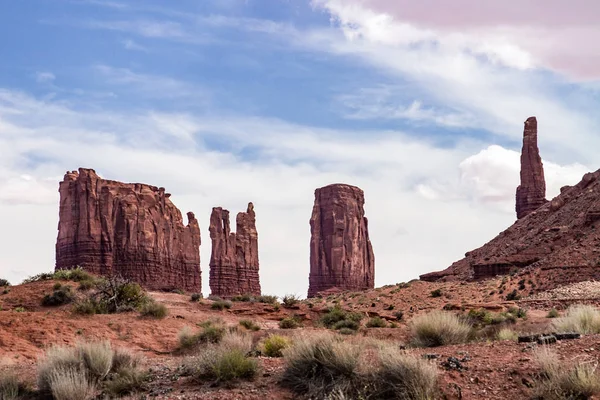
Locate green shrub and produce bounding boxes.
[256,295,278,304]
[78,280,96,291]
[53,268,93,283]
[505,289,520,301]
[239,319,260,331]
[547,308,560,318]
[409,311,473,347]
[281,334,360,398]
[72,276,150,315]
[366,317,387,328]
[211,300,232,310]
[262,334,291,357]
[533,349,600,399]
[190,293,202,302]
[430,289,442,298]
[13,307,26,313]
[178,323,226,350]
[22,272,54,284]
[338,328,356,335]
[0,278,10,287]
[393,311,404,321]
[72,298,106,315]
[282,294,300,308]
[279,317,301,329]
[507,306,527,319]
[320,306,363,329]
[231,293,252,302]
[139,300,168,319]
[553,305,600,334]
[42,285,74,306]
[332,319,360,331]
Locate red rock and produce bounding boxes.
[516,116,547,219]
[55,168,201,292]
[308,184,375,298]
[209,203,261,298]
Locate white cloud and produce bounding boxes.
[122,39,148,52]
[36,72,56,83]
[0,89,589,296]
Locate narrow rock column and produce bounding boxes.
[516,117,547,219]
[308,184,374,297]
[209,203,261,297]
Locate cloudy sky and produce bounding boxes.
[0,0,597,296]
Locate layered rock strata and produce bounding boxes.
[55,168,201,292]
[516,116,547,219]
[209,203,261,297]
[308,184,374,297]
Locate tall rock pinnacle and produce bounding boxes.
[516,116,547,219]
[209,203,261,298]
[55,168,201,292]
[308,184,375,298]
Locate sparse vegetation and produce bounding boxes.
[430,289,442,298]
[178,322,226,350]
[139,300,168,319]
[190,293,203,302]
[496,328,518,341]
[0,373,28,400]
[256,295,278,304]
[366,317,387,328]
[279,316,302,329]
[282,294,300,308]
[393,311,404,321]
[72,275,152,316]
[211,299,233,310]
[42,285,75,306]
[533,348,600,399]
[409,311,473,347]
[239,319,261,331]
[262,334,291,357]
[505,289,520,301]
[320,306,364,331]
[546,308,560,318]
[231,293,252,302]
[0,278,10,287]
[553,305,600,334]
[37,341,146,399]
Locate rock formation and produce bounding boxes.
[516,116,547,219]
[308,184,374,298]
[421,168,600,288]
[209,203,261,298]
[55,168,201,292]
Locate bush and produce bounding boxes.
[332,319,360,331]
[409,311,473,347]
[263,335,291,357]
[393,311,404,321]
[72,276,150,315]
[553,305,600,334]
[547,308,560,318]
[139,300,168,319]
[231,293,252,302]
[42,285,75,306]
[281,334,360,398]
[0,278,10,287]
[37,341,146,398]
[505,289,520,301]
[338,328,356,335]
[256,295,278,304]
[282,294,300,308]
[211,300,232,310]
[78,280,96,291]
[366,317,387,328]
[239,319,260,331]
[320,306,363,330]
[279,317,301,329]
[369,347,439,399]
[178,323,226,350]
[22,272,54,284]
[0,373,28,400]
[533,349,600,399]
[430,289,442,298]
[190,293,202,302]
[73,298,106,315]
[496,328,518,341]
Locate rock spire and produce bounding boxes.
[516,116,547,219]
[308,184,374,297]
[55,168,201,292]
[209,203,261,298]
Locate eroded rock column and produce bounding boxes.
[516,116,547,219]
[209,203,261,297]
[308,184,374,297]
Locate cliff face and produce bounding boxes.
[308,184,374,298]
[516,116,547,219]
[55,168,201,292]
[209,203,261,298]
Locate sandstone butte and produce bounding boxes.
[516,116,547,219]
[209,203,261,298]
[421,117,600,287]
[55,168,201,292]
[308,184,375,298]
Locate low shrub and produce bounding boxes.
[281,334,360,398]
[139,300,168,319]
[505,289,520,301]
[393,311,404,321]
[53,267,93,282]
[178,322,226,350]
[72,276,151,315]
[409,311,473,347]
[338,328,356,335]
[282,294,300,308]
[0,373,28,400]
[553,305,600,334]
[231,293,252,302]
[263,335,291,357]
[42,285,75,306]
[190,293,202,302]
[430,289,442,298]
[496,328,518,341]
[78,279,96,291]
[366,317,387,328]
[47,367,96,400]
[279,317,301,329]
[211,300,232,310]
[320,306,364,330]
[546,308,560,318]
[332,319,360,331]
[255,295,278,304]
[239,319,260,331]
[0,278,10,287]
[533,349,600,399]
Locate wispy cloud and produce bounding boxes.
[121,38,148,52]
[35,71,56,83]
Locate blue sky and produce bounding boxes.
[0,0,598,296]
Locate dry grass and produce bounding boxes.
[552,305,600,334]
[0,373,26,400]
[78,341,113,380]
[496,328,518,341]
[47,367,96,400]
[409,311,473,347]
[533,348,600,399]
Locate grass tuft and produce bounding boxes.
[409,311,472,347]
[262,334,291,357]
